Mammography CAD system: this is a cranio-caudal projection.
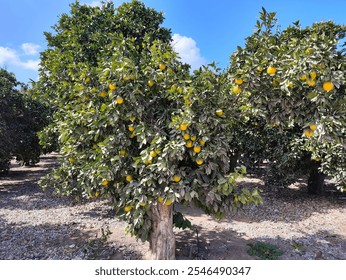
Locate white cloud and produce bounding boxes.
[0,46,40,71]
[88,1,103,7]
[172,34,207,70]
[21,43,40,55]
[0,47,18,65]
[85,0,115,8]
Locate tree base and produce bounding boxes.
[148,203,175,260]
[307,161,325,195]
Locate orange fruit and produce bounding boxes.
[157,197,164,203]
[267,66,277,75]
[183,134,190,140]
[323,81,334,92]
[193,146,201,153]
[196,159,204,165]
[180,123,188,131]
[306,79,316,87]
[124,205,133,212]
[186,141,193,148]
[164,199,172,206]
[232,86,241,94]
[235,78,243,85]
[191,135,197,141]
[159,64,166,70]
[116,97,124,104]
[119,149,126,156]
[300,74,307,81]
[126,175,133,182]
[173,175,181,183]
[148,80,155,87]
[109,84,117,91]
[128,125,135,132]
[309,124,317,131]
[304,129,313,137]
[310,71,317,80]
[101,180,108,187]
[149,151,157,157]
[199,139,205,146]
[216,109,223,117]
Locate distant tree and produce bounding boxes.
[0,68,49,170]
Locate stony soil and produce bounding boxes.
[1,154,345,260]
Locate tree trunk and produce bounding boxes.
[307,161,325,195]
[229,150,239,172]
[148,203,175,260]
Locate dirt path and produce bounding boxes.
[1,154,345,260]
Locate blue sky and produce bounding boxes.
[0,0,345,84]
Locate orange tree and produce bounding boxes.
[37,1,262,259]
[228,9,346,193]
[0,68,48,170]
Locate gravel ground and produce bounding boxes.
[0,154,345,260]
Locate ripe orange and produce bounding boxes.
[306,79,316,87]
[196,159,204,165]
[109,84,116,91]
[173,175,181,183]
[309,124,317,131]
[150,151,157,157]
[216,109,223,117]
[128,125,135,132]
[199,139,205,146]
[193,146,201,153]
[310,71,317,80]
[180,123,188,131]
[148,80,155,87]
[183,134,190,140]
[116,97,124,104]
[300,75,307,81]
[232,86,241,94]
[159,64,166,70]
[191,135,197,141]
[267,66,277,75]
[101,180,108,187]
[126,175,133,182]
[186,141,193,148]
[323,81,334,92]
[164,199,172,206]
[157,197,164,203]
[235,78,243,85]
[124,205,133,212]
[304,129,313,137]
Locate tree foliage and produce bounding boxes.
[37,0,262,246]
[228,8,346,190]
[0,69,48,170]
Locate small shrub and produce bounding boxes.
[247,241,283,260]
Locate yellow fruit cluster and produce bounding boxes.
[180,125,206,166]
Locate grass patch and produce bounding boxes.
[247,241,283,260]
